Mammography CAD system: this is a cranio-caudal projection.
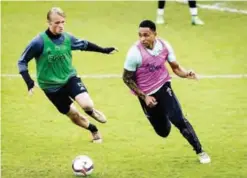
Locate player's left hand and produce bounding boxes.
[103,47,118,54]
[186,70,198,80]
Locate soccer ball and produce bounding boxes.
[72,155,94,176]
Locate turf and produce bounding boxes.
[1,1,247,178]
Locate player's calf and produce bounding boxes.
[67,106,89,129]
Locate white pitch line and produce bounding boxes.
[176,1,247,15]
[1,74,247,79]
[198,3,247,15]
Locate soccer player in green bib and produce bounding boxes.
[17,7,118,143]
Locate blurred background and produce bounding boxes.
[1,1,247,178]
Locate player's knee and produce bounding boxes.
[154,126,171,138]
[81,100,94,111]
[75,93,94,111]
[156,130,170,138]
[56,105,70,115]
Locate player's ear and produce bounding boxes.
[47,19,51,25]
[154,32,157,36]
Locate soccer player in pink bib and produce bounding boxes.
[122,20,210,164]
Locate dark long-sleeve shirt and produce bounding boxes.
[18,29,108,92]
[18,29,89,73]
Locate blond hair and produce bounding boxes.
[47,7,66,21]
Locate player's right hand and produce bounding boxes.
[145,95,158,108]
[28,82,38,96]
[28,87,34,96]
[186,70,198,80]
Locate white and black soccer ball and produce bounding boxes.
[72,155,94,176]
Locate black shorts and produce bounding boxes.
[138,82,187,136]
[44,76,88,114]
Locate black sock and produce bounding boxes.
[180,119,202,154]
[85,110,94,116]
[158,0,166,9]
[87,123,98,133]
[188,0,196,8]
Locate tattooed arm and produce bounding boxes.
[122,69,146,100]
[123,46,158,107]
[122,69,158,107]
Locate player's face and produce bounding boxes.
[138,27,156,49]
[48,13,65,35]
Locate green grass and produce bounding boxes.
[1,1,247,178]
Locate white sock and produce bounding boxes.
[190,7,198,16]
[157,8,164,16]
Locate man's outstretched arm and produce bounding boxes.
[169,61,198,79]
[69,34,117,54]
